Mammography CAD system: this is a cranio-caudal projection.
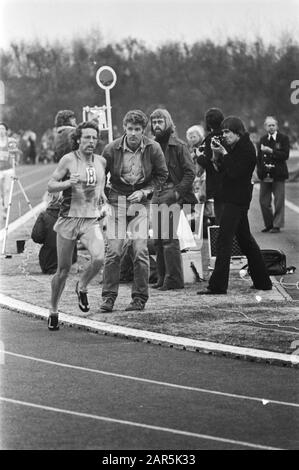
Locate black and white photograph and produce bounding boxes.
[0,0,298,455]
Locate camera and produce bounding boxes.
[211,136,224,147]
[192,144,205,158]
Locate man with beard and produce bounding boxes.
[150,108,197,290]
[47,121,106,330]
[100,109,168,312]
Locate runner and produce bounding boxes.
[47,121,106,330]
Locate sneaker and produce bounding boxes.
[48,313,59,331]
[100,297,115,312]
[75,281,90,312]
[125,298,145,311]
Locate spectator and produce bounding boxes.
[100,109,168,312]
[197,116,272,295]
[39,128,55,164]
[0,122,18,219]
[119,238,157,284]
[53,109,77,162]
[256,116,290,233]
[22,130,37,164]
[150,108,197,290]
[186,125,206,233]
[196,108,225,225]
[31,193,77,274]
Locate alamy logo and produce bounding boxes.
[290,80,299,105]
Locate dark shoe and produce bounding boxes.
[48,313,59,331]
[151,282,163,289]
[75,281,90,312]
[158,285,184,291]
[269,227,280,233]
[197,289,226,295]
[100,297,115,312]
[250,285,272,291]
[125,298,145,311]
[261,226,273,233]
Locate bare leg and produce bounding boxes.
[79,224,105,291]
[50,234,76,312]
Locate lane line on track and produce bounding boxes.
[0,396,282,450]
[15,165,56,181]
[0,201,46,241]
[12,174,50,198]
[285,199,299,214]
[253,184,299,213]
[3,350,299,409]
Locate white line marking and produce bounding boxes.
[13,175,50,198]
[0,201,46,241]
[285,200,299,214]
[0,293,298,365]
[3,351,299,409]
[254,184,299,213]
[0,396,282,450]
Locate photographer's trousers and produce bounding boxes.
[208,202,272,293]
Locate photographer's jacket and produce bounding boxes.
[256,132,289,181]
[218,133,256,208]
[103,134,168,196]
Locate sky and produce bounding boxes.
[1,0,299,50]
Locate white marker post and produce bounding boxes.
[96,66,117,143]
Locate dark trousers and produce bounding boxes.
[151,194,184,289]
[259,181,285,229]
[209,203,272,293]
[154,237,184,289]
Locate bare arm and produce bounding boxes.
[48,155,80,193]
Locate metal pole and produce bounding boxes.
[105,88,113,143]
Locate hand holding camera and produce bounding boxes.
[211,136,225,154]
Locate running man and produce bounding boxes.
[47,121,106,330]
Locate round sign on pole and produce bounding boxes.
[96,66,117,90]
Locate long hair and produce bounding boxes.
[150,108,176,134]
[71,121,100,151]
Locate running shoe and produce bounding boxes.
[75,281,90,312]
[48,313,59,331]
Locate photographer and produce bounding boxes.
[257,116,290,233]
[197,116,272,295]
[195,108,225,224]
